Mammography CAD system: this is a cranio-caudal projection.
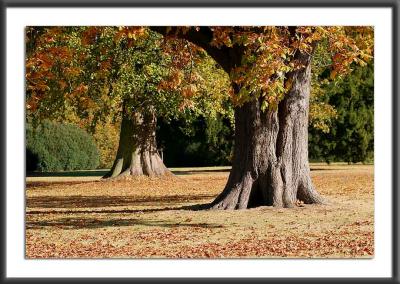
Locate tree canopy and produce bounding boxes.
[152,26,373,108]
[26,26,232,130]
[26,26,373,136]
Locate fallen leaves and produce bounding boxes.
[25,165,374,258]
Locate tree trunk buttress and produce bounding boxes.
[104,108,171,178]
[209,61,325,209]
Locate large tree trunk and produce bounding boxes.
[150,26,324,209]
[208,61,325,209]
[104,107,171,178]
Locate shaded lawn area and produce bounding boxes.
[26,166,232,179]
[26,163,371,182]
[25,164,374,258]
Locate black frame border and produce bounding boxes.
[0,0,398,283]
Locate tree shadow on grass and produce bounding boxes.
[171,168,231,175]
[26,203,213,216]
[26,170,109,177]
[310,167,350,171]
[26,217,224,230]
[26,194,216,209]
[26,181,98,189]
[26,168,231,178]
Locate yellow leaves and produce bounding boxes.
[358,60,368,67]
[309,102,338,133]
[114,27,147,43]
[164,26,373,109]
[359,50,373,61]
[127,32,138,39]
[296,26,313,34]
[79,96,96,109]
[332,40,344,50]
[260,100,269,112]
[298,41,312,53]
[65,67,83,77]
[323,26,374,78]
[114,31,124,42]
[309,83,338,133]
[34,83,50,92]
[179,99,195,111]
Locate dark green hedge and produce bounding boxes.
[26,121,100,172]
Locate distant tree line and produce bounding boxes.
[308,63,374,164]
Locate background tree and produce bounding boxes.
[26,26,231,176]
[309,62,374,164]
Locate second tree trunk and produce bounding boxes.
[104,108,171,178]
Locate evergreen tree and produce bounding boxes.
[309,63,374,163]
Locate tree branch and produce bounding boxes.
[150,26,233,73]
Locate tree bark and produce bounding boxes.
[208,60,325,209]
[104,107,171,178]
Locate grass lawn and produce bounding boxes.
[25,163,373,258]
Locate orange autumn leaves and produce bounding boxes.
[207,26,373,108]
[26,26,373,115]
[26,46,71,111]
[26,28,80,112]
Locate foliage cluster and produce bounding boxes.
[26,27,231,127]
[158,26,373,111]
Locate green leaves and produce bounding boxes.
[309,62,374,163]
[26,121,100,171]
